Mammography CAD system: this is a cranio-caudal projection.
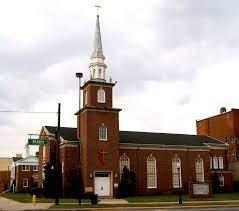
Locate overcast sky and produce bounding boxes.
[1,0,239,157]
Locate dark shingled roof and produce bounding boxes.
[44,126,77,141]
[13,157,22,162]
[43,126,224,147]
[119,131,224,147]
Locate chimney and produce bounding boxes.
[220,107,226,114]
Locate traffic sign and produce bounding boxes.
[28,139,48,145]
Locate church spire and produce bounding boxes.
[91,14,105,60]
[89,4,107,82]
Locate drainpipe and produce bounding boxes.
[137,146,140,194]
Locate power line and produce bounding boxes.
[0,111,57,114]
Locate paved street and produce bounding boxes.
[87,208,239,211]
[165,207,239,211]
[0,196,52,211]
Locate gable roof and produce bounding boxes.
[119,131,224,147]
[42,126,225,147]
[44,126,77,141]
[15,156,39,165]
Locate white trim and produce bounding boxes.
[120,145,210,151]
[22,165,30,171]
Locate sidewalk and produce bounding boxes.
[0,196,53,211]
[130,199,239,204]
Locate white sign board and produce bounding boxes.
[85,187,93,192]
[193,183,209,195]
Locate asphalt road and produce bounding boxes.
[83,208,239,211]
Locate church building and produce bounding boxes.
[38,12,233,197]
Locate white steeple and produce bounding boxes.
[89,4,107,82]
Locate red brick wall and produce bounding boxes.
[196,109,239,163]
[79,109,120,195]
[0,171,10,192]
[38,134,57,188]
[119,148,228,194]
[233,109,239,136]
[82,83,113,108]
[196,111,235,141]
[16,166,38,193]
[60,144,80,196]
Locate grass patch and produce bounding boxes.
[0,193,78,203]
[50,201,239,209]
[125,192,239,202]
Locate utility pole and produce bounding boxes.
[55,103,61,205]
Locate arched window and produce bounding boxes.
[99,69,102,78]
[172,157,182,188]
[97,88,105,103]
[119,154,130,174]
[195,157,204,182]
[99,125,107,141]
[147,155,157,188]
[93,69,95,78]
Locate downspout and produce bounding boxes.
[187,147,189,191]
[76,139,82,205]
[137,146,140,194]
[225,140,228,170]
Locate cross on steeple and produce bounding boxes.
[95,2,101,16]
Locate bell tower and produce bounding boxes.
[76,5,121,197]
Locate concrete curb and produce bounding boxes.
[47,204,239,211]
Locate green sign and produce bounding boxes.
[28,139,48,145]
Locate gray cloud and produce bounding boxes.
[1,0,239,156]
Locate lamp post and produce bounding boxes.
[76,73,83,111]
[176,162,182,205]
[76,72,83,205]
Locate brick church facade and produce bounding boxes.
[38,13,233,197]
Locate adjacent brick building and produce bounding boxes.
[0,157,12,192]
[37,13,233,197]
[197,108,239,186]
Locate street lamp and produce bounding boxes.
[76,73,83,111]
[176,162,182,205]
[76,72,83,205]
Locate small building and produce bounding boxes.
[11,156,39,193]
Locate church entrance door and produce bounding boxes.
[94,172,111,197]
